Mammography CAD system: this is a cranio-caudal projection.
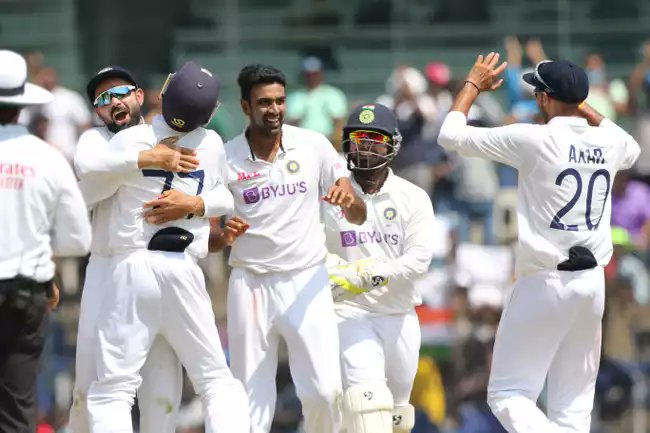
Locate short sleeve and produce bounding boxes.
[287,91,307,120]
[326,87,348,119]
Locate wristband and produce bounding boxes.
[464,80,480,94]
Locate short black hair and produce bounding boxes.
[237,64,286,101]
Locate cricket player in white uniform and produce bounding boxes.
[79,62,249,433]
[438,53,641,433]
[70,66,189,433]
[323,103,435,433]
[214,64,366,433]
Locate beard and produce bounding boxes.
[105,103,142,133]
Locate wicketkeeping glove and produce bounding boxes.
[325,253,390,302]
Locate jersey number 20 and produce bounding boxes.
[550,168,611,231]
[142,169,205,219]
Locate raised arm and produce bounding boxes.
[578,102,641,170]
[438,53,537,169]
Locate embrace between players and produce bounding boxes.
[71,52,641,433]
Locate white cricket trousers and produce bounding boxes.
[336,308,421,407]
[487,267,605,433]
[87,250,250,433]
[69,255,182,433]
[227,264,343,433]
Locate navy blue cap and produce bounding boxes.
[162,61,220,133]
[86,66,137,104]
[343,103,398,136]
[522,60,589,104]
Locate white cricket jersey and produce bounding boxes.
[439,112,641,277]
[77,116,232,259]
[0,125,91,282]
[224,124,348,273]
[323,170,436,314]
[74,127,115,257]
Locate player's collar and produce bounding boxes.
[244,124,296,161]
[547,116,589,127]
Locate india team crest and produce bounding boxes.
[359,109,375,124]
[383,207,397,220]
[286,160,300,174]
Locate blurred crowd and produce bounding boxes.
[22,36,650,433]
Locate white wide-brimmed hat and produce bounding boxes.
[0,50,53,106]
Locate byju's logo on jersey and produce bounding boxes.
[242,181,308,204]
[340,230,358,247]
[340,230,399,247]
[243,187,261,204]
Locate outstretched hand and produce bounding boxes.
[465,52,508,93]
[322,184,355,208]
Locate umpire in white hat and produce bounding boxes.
[0,50,91,432]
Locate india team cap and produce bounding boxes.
[86,65,138,104]
[344,103,398,136]
[161,61,220,133]
[522,60,589,104]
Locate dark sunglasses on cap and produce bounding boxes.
[93,85,136,108]
[533,60,555,93]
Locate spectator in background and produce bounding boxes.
[377,66,438,194]
[499,36,547,189]
[611,170,650,249]
[583,53,628,121]
[628,40,650,183]
[609,227,650,305]
[286,56,347,148]
[143,86,162,124]
[424,62,453,130]
[20,67,91,163]
[452,303,505,433]
[503,36,545,124]
[448,119,499,245]
[602,277,638,363]
[23,51,44,82]
[429,77,502,243]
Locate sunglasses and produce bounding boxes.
[533,60,554,93]
[349,130,391,146]
[93,85,136,107]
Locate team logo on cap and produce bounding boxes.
[171,118,185,128]
[286,160,300,174]
[359,109,375,124]
[384,207,397,220]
